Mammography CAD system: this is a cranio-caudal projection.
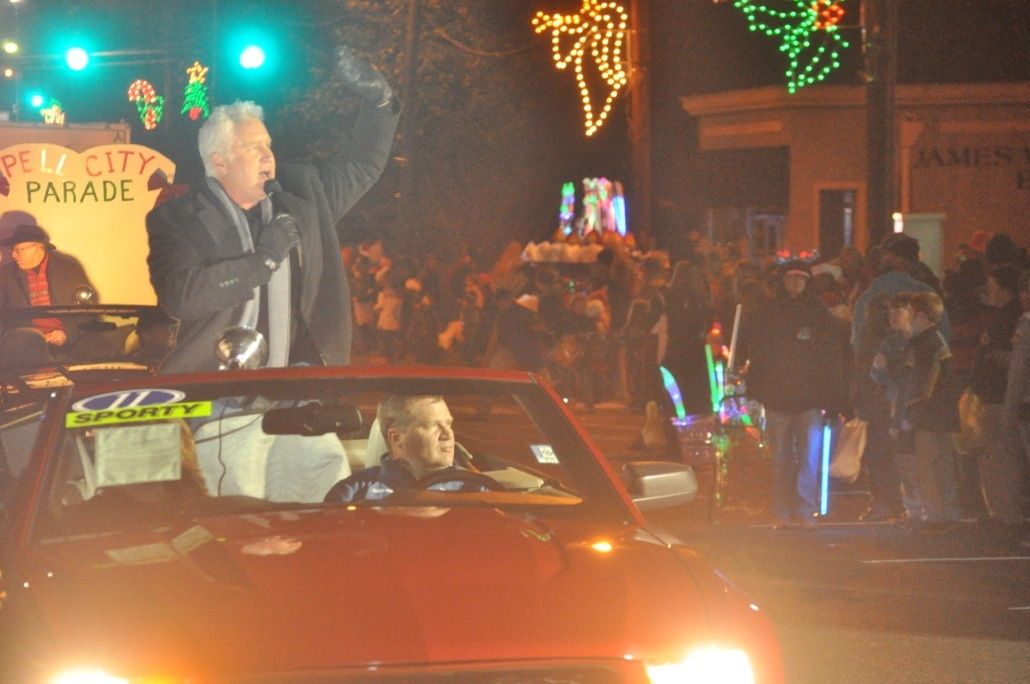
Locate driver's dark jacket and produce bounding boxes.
[323,456,482,503]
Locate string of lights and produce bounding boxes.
[731,0,850,93]
[532,0,629,138]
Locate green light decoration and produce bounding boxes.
[181,61,211,121]
[732,0,850,93]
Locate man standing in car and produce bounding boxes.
[146,46,399,373]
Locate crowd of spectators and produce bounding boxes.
[343,228,1029,532]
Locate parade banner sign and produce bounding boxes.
[0,143,176,304]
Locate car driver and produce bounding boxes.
[324,395,488,503]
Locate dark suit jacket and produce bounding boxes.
[146,99,399,373]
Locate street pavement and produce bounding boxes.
[569,402,1030,684]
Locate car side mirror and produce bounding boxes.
[621,460,698,511]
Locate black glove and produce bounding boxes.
[256,213,300,267]
[334,45,393,106]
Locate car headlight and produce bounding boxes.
[646,646,755,684]
[51,670,180,684]
[51,671,128,684]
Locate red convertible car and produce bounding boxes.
[0,363,782,683]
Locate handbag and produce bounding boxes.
[953,387,985,455]
[829,417,866,483]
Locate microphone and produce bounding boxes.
[263,178,283,197]
[262,178,302,266]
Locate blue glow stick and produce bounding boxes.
[613,195,627,236]
[820,419,831,516]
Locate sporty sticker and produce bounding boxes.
[66,400,212,428]
[72,389,187,412]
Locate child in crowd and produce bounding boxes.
[903,291,962,529]
[872,292,920,522]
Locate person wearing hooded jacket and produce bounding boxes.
[737,259,847,528]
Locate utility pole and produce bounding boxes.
[862,0,897,249]
[628,0,652,249]
[399,0,420,241]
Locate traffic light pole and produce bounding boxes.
[862,0,897,250]
[628,0,652,250]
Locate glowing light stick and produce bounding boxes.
[714,360,725,410]
[727,303,742,373]
[612,180,627,236]
[559,181,576,236]
[820,416,831,516]
[705,344,719,414]
[659,365,686,420]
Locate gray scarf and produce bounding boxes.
[206,178,291,367]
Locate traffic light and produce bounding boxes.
[239,45,265,70]
[64,46,89,71]
[28,92,46,108]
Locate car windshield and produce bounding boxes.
[34,374,630,539]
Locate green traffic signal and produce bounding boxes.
[65,46,89,71]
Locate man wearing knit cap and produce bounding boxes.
[851,234,950,350]
[0,224,97,350]
[736,258,848,529]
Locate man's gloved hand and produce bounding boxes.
[256,213,300,267]
[335,45,393,106]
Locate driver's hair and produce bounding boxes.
[377,395,445,441]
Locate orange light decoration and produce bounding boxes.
[40,101,65,126]
[812,0,845,29]
[532,0,629,137]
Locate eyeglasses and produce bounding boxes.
[10,243,43,255]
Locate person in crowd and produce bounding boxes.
[902,292,962,531]
[323,395,484,502]
[852,234,950,350]
[837,246,866,304]
[1005,271,1030,469]
[374,271,404,363]
[809,262,850,322]
[348,241,383,357]
[662,259,714,416]
[871,292,922,522]
[969,264,1025,527]
[0,224,97,351]
[854,293,904,521]
[941,260,992,516]
[984,233,1022,270]
[146,46,399,373]
[127,307,179,367]
[622,255,668,413]
[737,259,845,529]
[484,288,550,374]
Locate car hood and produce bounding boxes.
[19,505,713,676]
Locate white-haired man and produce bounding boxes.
[146,46,399,372]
